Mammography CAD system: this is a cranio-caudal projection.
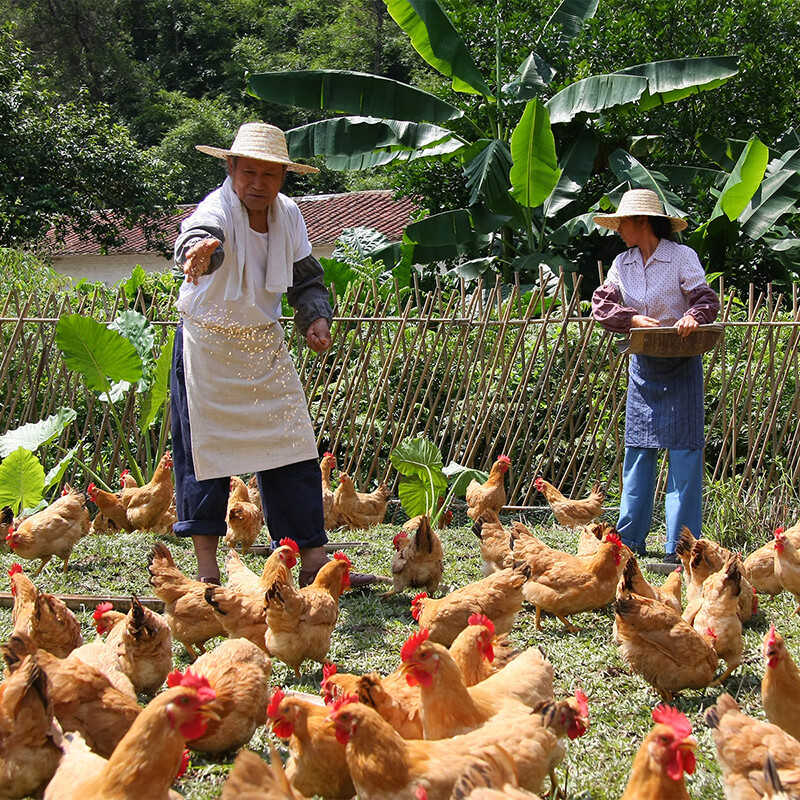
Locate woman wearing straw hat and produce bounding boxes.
[591,188,720,564]
[170,121,375,586]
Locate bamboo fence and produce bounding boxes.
[1,275,799,509]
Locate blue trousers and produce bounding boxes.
[617,447,703,555]
[170,323,327,549]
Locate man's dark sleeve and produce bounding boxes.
[287,254,333,337]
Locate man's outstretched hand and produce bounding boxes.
[183,238,221,284]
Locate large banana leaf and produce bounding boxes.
[543,128,597,217]
[711,136,769,222]
[405,209,475,246]
[615,56,738,110]
[0,408,77,458]
[0,447,45,515]
[463,139,513,206]
[384,0,492,96]
[287,117,464,170]
[545,74,648,124]
[699,133,749,170]
[739,170,800,239]
[504,52,557,101]
[543,0,599,44]
[247,70,462,124]
[509,98,560,208]
[608,149,688,218]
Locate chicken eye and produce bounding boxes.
[179,696,191,705]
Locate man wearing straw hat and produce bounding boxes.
[591,188,720,564]
[170,121,375,587]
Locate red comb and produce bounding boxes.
[575,688,589,717]
[676,565,683,573]
[331,693,358,714]
[400,628,430,663]
[392,532,409,549]
[705,627,717,641]
[61,486,70,496]
[775,528,785,539]
[416,787,429,800]
[413,591,427,603]
[323,451,335,459]
[176,749,190,779]
[166,669,216,702]
[467,613,495,635]
[497,455,511,463]
[93,602,114,621]
[776,526,785,535]
[333,551,352,567]
[279,537,299,553]
[8,563,23,578]
[767,624,777,647]
[322,663,338,681]
[652,704,692,740]
[604,531,622,547]
[267,687,285,718]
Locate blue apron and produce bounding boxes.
[625,354,705,449]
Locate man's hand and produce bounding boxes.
[675,314,699,338]
[182,238,221,284]
[306,318,332,353]
[630,314,660,329]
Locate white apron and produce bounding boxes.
[181,314,319,481]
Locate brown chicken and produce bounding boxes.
[620,705,697,800]
[93,597,173,695]
[334,472,390,530]
[119,469,176,535]
[329,691,589,800]
[514,525,625,631]
[5,485,90,575]
[2,632,142,759]
[614,562,718,702]
[410,564,528,646]
[466,456,511,521]
[449,745,540,799]
[246,474,265,524]
[388,515,444,596]
[264,552,352,674]
[762,625,800,740]
[221,744,309,800]
[705,693,800,800]
[472,511,515,574]
[188,638,272,754]
[43,669,219,800]
[773,527,800,612]
[399,628,553,740]
[682,555,743,685]
[9,562,83,657]
[320,451,346,530]
[148,541,226,659]
[267,687,356,799]
[448,613,519,687]
[204,583,270,651]
[225,475,263,553]
[224,539,298,596]
[0,652,62,800]
[533,477,605,527]
[743,527,794,596]
[620,557,683,614]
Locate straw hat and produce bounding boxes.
[593,189,687,232]
[196,122,319,174]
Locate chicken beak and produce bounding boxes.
[200,700,223,723]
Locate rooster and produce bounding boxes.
[533,477,605,528]
[334,472,390,530]
[388,514,444,596]
[466,456,511,521]
[225,475,262,554]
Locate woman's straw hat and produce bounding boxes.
[593,188,687,232]
[196,122,319,174]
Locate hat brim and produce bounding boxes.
[593,212,688,233]
[195,145,320,175]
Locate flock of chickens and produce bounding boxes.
[2,451,800,799]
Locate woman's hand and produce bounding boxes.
[183,238,221,284]
[675,314,699,337]
[306,318,332,353]
[630,314,659,329]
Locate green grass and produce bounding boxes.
[1,516,796,799]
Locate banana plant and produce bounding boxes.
[247,0,738,288]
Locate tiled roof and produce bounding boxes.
[51,190,418,256]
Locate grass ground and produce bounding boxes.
[0,514,794,799]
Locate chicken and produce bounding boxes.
[2,632,142,759]
[388,514,444,596]
[0,653,62,800]
[43,669,219,800]
[682,555,743,685]
[514,525,625,632]
[0,503,15,538]
[762,625,800,740]
[221,744,310,800]
[334,471,390,530]
[329,691,589,800]
[264,551,352,674]
[448,613,519,687]
[68,635,137,698]
[118,469,177,535]
[148,541,226,659]
[94,596,173,695]
[5,485,90,575]
[246,474,265,524]
[88,452,174,533]
[614,561,718,702]
[224,539,298,597]
[266,687,355,799]
[745,524,800,596]
[399,628,553,739]
[8,562,83,657]
[772,527,800,612]
[533,477,605,527]
[410,564,528,647]
[204,583,270,650]
[466,456,511,521]
[449,745,541,799]
[471,511,514,574]
[620,705,697,800]
[225,475,263,553]
[187,638,271,754]
[705,693,800,800]
[320,451,346,530]
[621,556,683,614]
[576,520,631,559]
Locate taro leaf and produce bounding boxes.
[109,310,156,393]
[398,473,446,518]
[391,437,444,478]
[442,461,489,496]
[44,445,80,491]
[333,227,391,261]
[56,314,143,394]
[139,327,175,431]
[0,448,46,515]
[0,408,77,458]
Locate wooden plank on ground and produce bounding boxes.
[0,592,165,613]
